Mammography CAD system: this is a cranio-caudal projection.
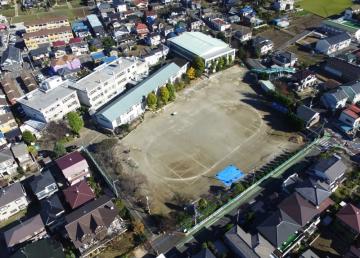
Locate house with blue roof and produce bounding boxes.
[72,20,91,38]
[95,62,187,130]
[91,51,106,63]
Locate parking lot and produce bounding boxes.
[122,66,300,212]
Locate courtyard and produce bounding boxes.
[122,66,300,212]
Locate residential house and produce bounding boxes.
[69,38,89,56]
[321,19,360,42]
[71,20,91,38]
[0,182,29,221]
[50,55,81,74]
[113,0,127,12]
[188,18,204,31]
[309,155,347,191]
[336,203,360,237]
[52,41,67,59]
[63,180,95,209]
[257,209,301,249]
[95,61,187,130]
[29,44,51,64]
[11,143,33,170]
[228,15,241,24]
[0,148,18,178]
[0,112,18,133]
[341,81,360,104]
[292,70,317,91]
[259,80,275,93]
[64,195,126,255]
[0,95,8,115]
[24,16,70,33]
[296,105,320,128]
[322,57,360,83]
[87,14,106,37]
[192,249,216,258]
[273,17,290,28]
[10,239,65,258]
[272,50,297,67]
[321,88,349,111]
[1,46,22,72]
[17,76,80,123]
[315,32,351,55]
[209,18,231,31]
[233,26,252,42]
[4,214,47,250]
[135,22,149,38]
[1,75,23,105]
[339,104,360,128]
[295,178,333,208]
[344,5,360,20]
[90,51,106,63]
[224,225,273,258]
[19,120,46,139]
[273,0,294,11]
[141,45,169,66]
[69,57,148,112]
[29,170,58,200]
[40,193,65,229]
[19,72,37,93]
[23,26,74,50]
[239,6,255,18]
[145,32,161,46]
[252,36,273,56]
[55,151,90,185]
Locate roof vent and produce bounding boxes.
[110,206,114,210]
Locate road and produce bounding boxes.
[151,136,324,254]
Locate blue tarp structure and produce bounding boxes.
[216,165,245,187]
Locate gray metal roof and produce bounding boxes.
[11,143,28,158]
[29,169,57,195]
[257,210,300,248]
[312,155,347,184]
[0,182,26,208]
[40,193,65,226]
[295,178,331,206]
[323,32,351,45]
[0,148,15,163]
[1,45,22,64]
[96,62,182,123]
[296,105,318,123]
[224,226,261,258]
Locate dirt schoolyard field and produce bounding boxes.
[122,66,300,212]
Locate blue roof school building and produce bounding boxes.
[167,32,235,68]
[95,61,187,130]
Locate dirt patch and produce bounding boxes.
[122,66,300,213]
[257,28,293,49]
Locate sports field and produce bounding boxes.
[122,66,300,212]
[299,0,352,17]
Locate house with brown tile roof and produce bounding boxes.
[4,214,47,250]
[63,180,95,209]
[55,151,90,185]
[0,74,23,105]
[64,195,126,255]
[336,203,360,236]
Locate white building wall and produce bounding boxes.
[0,196,28,221]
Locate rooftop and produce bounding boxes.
[24,16,68,27]
[0,182,26,208]
[29,169,57,195]
[63,180,95,209]
[87,14,102,28]
[55,151,86,170]
[336,203,360,233]
[17,80,76,111]
[167,32,234,60]
[71,57,137,92]
[23,26,72,39]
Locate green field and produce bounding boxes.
[299,0,352,17]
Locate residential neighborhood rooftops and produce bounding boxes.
[312,155,347,183]
[29,169,57,195]
[63,180,95,209]
[24,16,68,27]
[336,203,360,233]
[11,143,29,158]
[23,26,72,39]
[4,214,45,248]
[0,182,26,208]
[295,178,332,206]
[96,62,182,122]
[322,32,351,45]
[40,193,65,226]
[167,32,234,60]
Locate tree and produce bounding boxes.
[166,83,176,101]
[22,130,36,145]
[193,57,205,76]
[132,220,145,236]
[186,67,196,80]
[210,60,216,73]
[217,31,226,42]
[216,58,224,71]
[146,92,157,110]
[222,56,228,67]
[198,198,208,210]
[228,55,233,64]
[89,45,97,52]
[175,80,185,91]
[159,86,170,104]
[66,112,84,135]
[102,37,116,51]
[53,141,66,158]
[27,146,38,157]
